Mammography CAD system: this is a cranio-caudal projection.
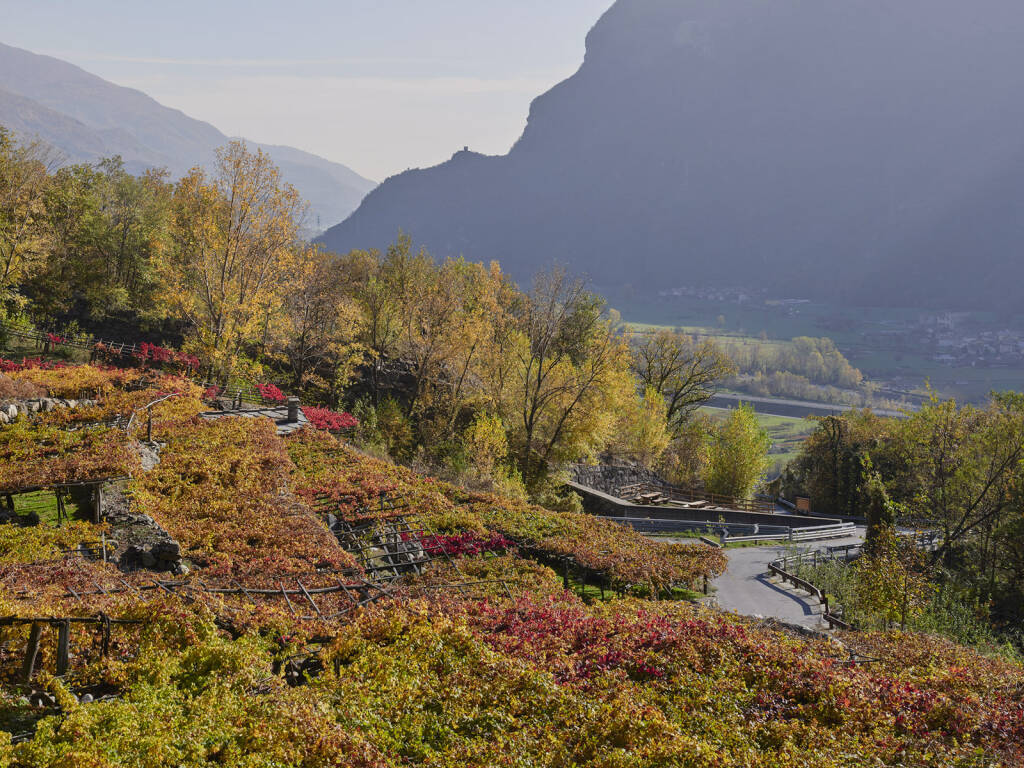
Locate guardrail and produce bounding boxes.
[601,517,795,537]
[769,548,858,631]
[790,522,856,542]
[724,522,856,545]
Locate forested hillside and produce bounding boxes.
[320,0,1024,310]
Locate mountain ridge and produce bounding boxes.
[0,41,376,229]
[319,0,1024,309]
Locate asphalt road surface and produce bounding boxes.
[703,530,865,629]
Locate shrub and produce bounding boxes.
[304,406,358,432]
[256,382,287,403]
[0,374,44,401]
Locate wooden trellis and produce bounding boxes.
[2,572,397,682]
[312,492,456,581]
[1,478,125,526]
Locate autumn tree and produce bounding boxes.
[704,404,771,498]
[275,244,364,398]
[352,265,401,404]
[28,158,173,322]
[852,525,933,630]
[659,413,713,488]
[0,128,54,314]
[786,410,891,517]
[882,393,1024,565]
[165,140,305,377]
[631,329,736,435]
[496,270,633,486]
[610,386,671,468]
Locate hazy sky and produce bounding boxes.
[1,0,613,180]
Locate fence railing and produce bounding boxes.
[769,548,860,631]
[722,522,856,544]
[1,322,182,367]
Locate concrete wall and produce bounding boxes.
[566,481,838,528]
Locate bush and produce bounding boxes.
[0,374,44,401]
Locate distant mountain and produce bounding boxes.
[320,0,1024,310]
[0,42,375,230]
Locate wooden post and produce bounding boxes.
[147,409,153,442]
[101,615,110,657]
[56,621,70,676]
[92,485,102,524]
[22,622,43,683]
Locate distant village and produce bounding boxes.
[658,286,1024,369]
[872,313,1024,368]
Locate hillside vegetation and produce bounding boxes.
[0,363,1019,766]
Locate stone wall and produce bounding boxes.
[0,397,98,424]
[568,462,666,496]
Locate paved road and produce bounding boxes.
[701,531,865,628]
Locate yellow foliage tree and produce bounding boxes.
[165,141,306,377]
[0,129,54,310]
[611,386,671,468]
[493,270,634,486]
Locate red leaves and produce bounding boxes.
[418,531,514,557]
[304,407,358,432]
[133,342,200,372]
[256,383,287,403]
[0,356,70,373]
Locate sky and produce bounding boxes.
[0,0,613,180]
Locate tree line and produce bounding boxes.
[0,132,771,502]
[785,395,1024,647]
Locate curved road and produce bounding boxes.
[700,530,865,628]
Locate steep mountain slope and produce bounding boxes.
[0,42,376,229]
[320,0,1024,309]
